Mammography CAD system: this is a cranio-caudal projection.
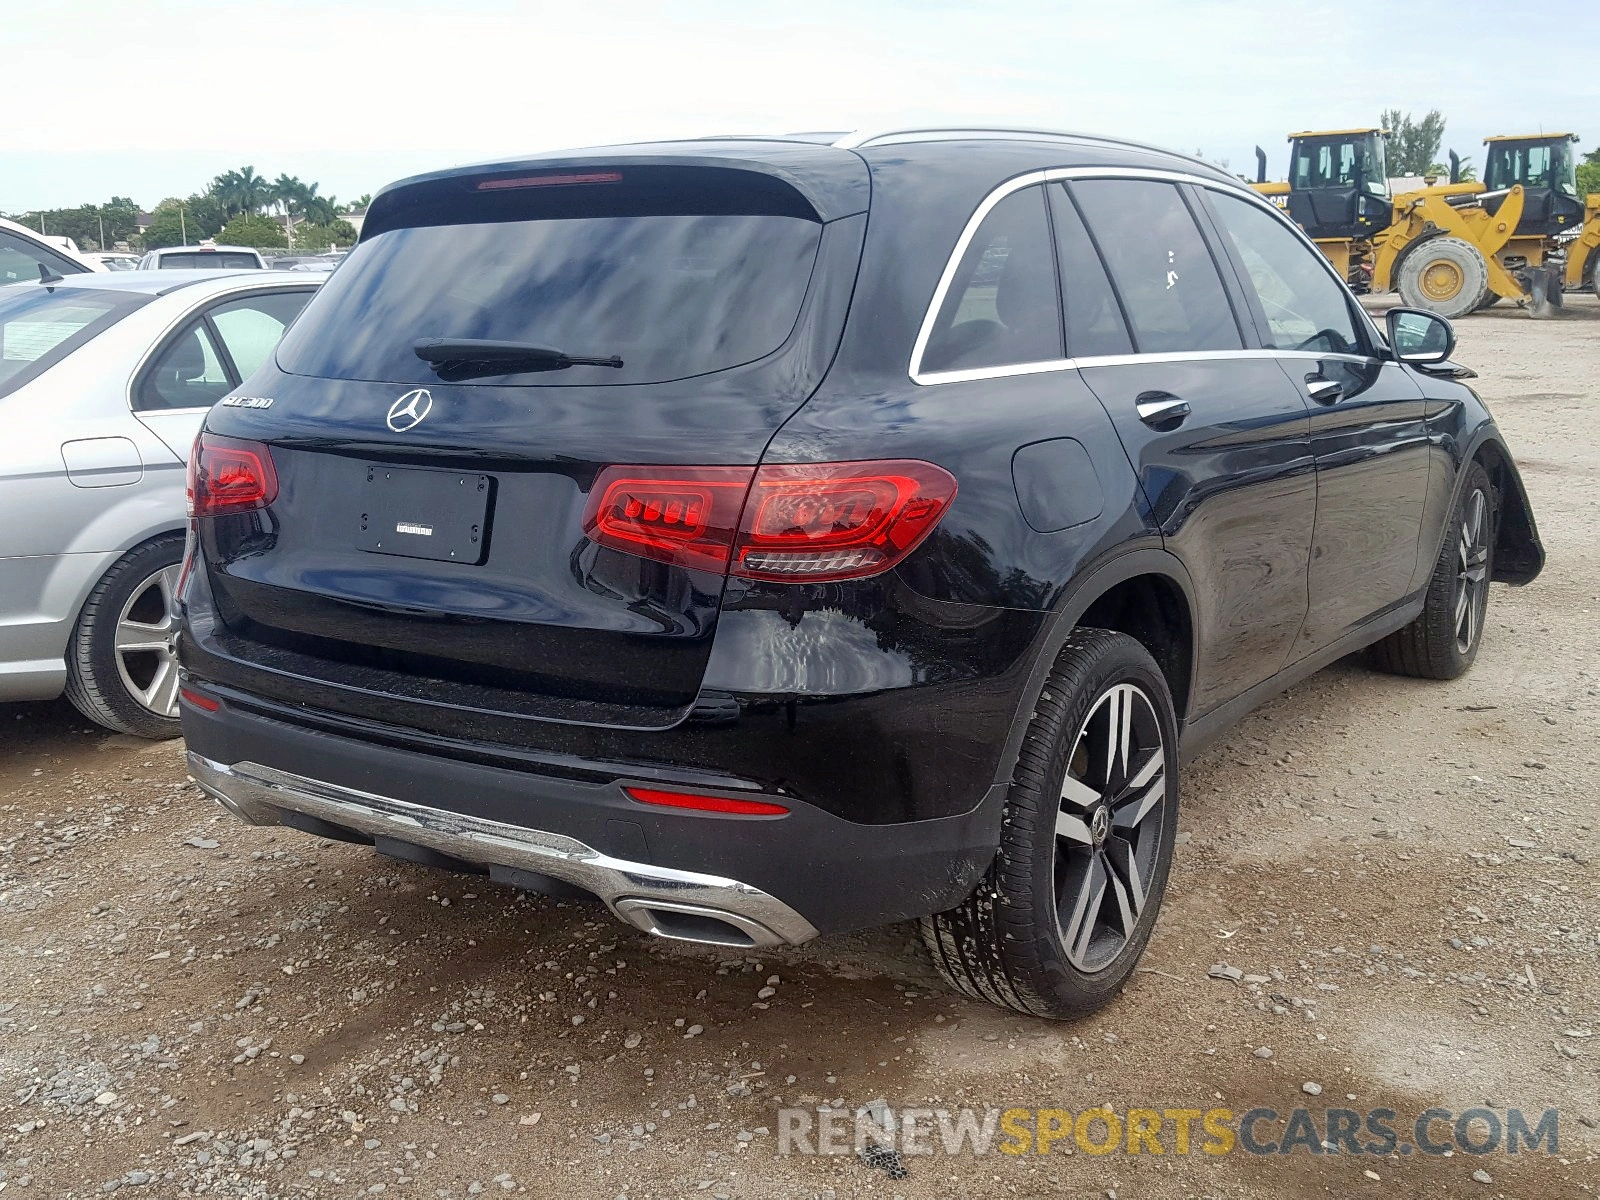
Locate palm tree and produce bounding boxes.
[298,182,338,226]
[342,193,373,214]
[209,169,244,218]
[236,166,270,215]
[271,174,305,217]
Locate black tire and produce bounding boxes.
[1590,248,1600,302]
[922,629,1180,1019]
[64,536,186,739]
[1475,292,1501,310]
[1396,236,1491,319]
[1368,460,1495,681]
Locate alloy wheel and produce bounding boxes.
[1455,488,1490,654]
[1053,682,1168,973]
[113,564,182,718]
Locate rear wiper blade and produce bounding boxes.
[413,337,623,381]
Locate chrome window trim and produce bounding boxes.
[910,167,1385,386]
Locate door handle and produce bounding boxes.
[1305,374,1343,404]
[1135,393,1191,427]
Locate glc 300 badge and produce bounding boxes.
[387,388,433,432]
[220,395,274,409]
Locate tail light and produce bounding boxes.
[583,460,956,583]
[582,466,751,574]
[188,433,278,518]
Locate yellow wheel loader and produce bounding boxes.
[1477,134,1600,304]
[1252,129,1594,317]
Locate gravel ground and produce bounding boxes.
[2,297,1597,1199]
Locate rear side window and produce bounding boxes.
[1069,180,1242,354]
[1047,186,1133,359]
[276,213,823,386]
[1205,191,1363,354]
[1,230,88,285]
[136,322,233,411]
[0,285,147,399]
[920,186,1063,375]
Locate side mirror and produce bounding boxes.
[1387,307,1455,365]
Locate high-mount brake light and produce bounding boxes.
[188,433,278,518]
[476,172,624,191]
[582,460,956,583]
[624,786,789,817]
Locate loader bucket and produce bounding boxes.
[1527,266,1564,318]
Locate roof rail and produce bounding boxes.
[832,127,1225,174]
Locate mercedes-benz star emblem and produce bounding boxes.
[387,388,433,432]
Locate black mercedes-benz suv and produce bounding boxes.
[178,129,1543,1018]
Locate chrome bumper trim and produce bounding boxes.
[186,752,818,948]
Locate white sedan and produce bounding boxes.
[0,269,323,736]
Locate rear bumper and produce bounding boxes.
[189,752,818,947]
[180,688,1004,943]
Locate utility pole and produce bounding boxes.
[98,214,106,251]
[180,206,187,246]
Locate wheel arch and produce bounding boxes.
[65,526,189,635]
[1468,432,1544,584]
[989,548,1199,795]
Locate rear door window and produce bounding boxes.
[1068,179,1242,354]
[276,212,823,387]
[208,290,314,379]
[919,186,1063,375]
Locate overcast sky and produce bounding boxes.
[6,0,1597,212]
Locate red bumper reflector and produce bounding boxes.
[624,786,788,817]
[179,687,220,713]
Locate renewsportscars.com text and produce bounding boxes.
[776,1104,1560,1158]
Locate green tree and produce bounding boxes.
[288,219,358,251]
[341,193,373,214]
[218,212,287,248]
[1381,109,1447,176]
[296,182,338,225]
[1578,147,1600,198]
[209,165,270,217]
[141,195,226,249]
[270,173,305,217]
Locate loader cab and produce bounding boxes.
[1482,134,1584,236]
[1285,128,1393,240]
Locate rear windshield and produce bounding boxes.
[275,212,824,386]
[159,252,261,269]
[0,285,149,399]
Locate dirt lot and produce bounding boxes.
[3,299,1597,1199]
